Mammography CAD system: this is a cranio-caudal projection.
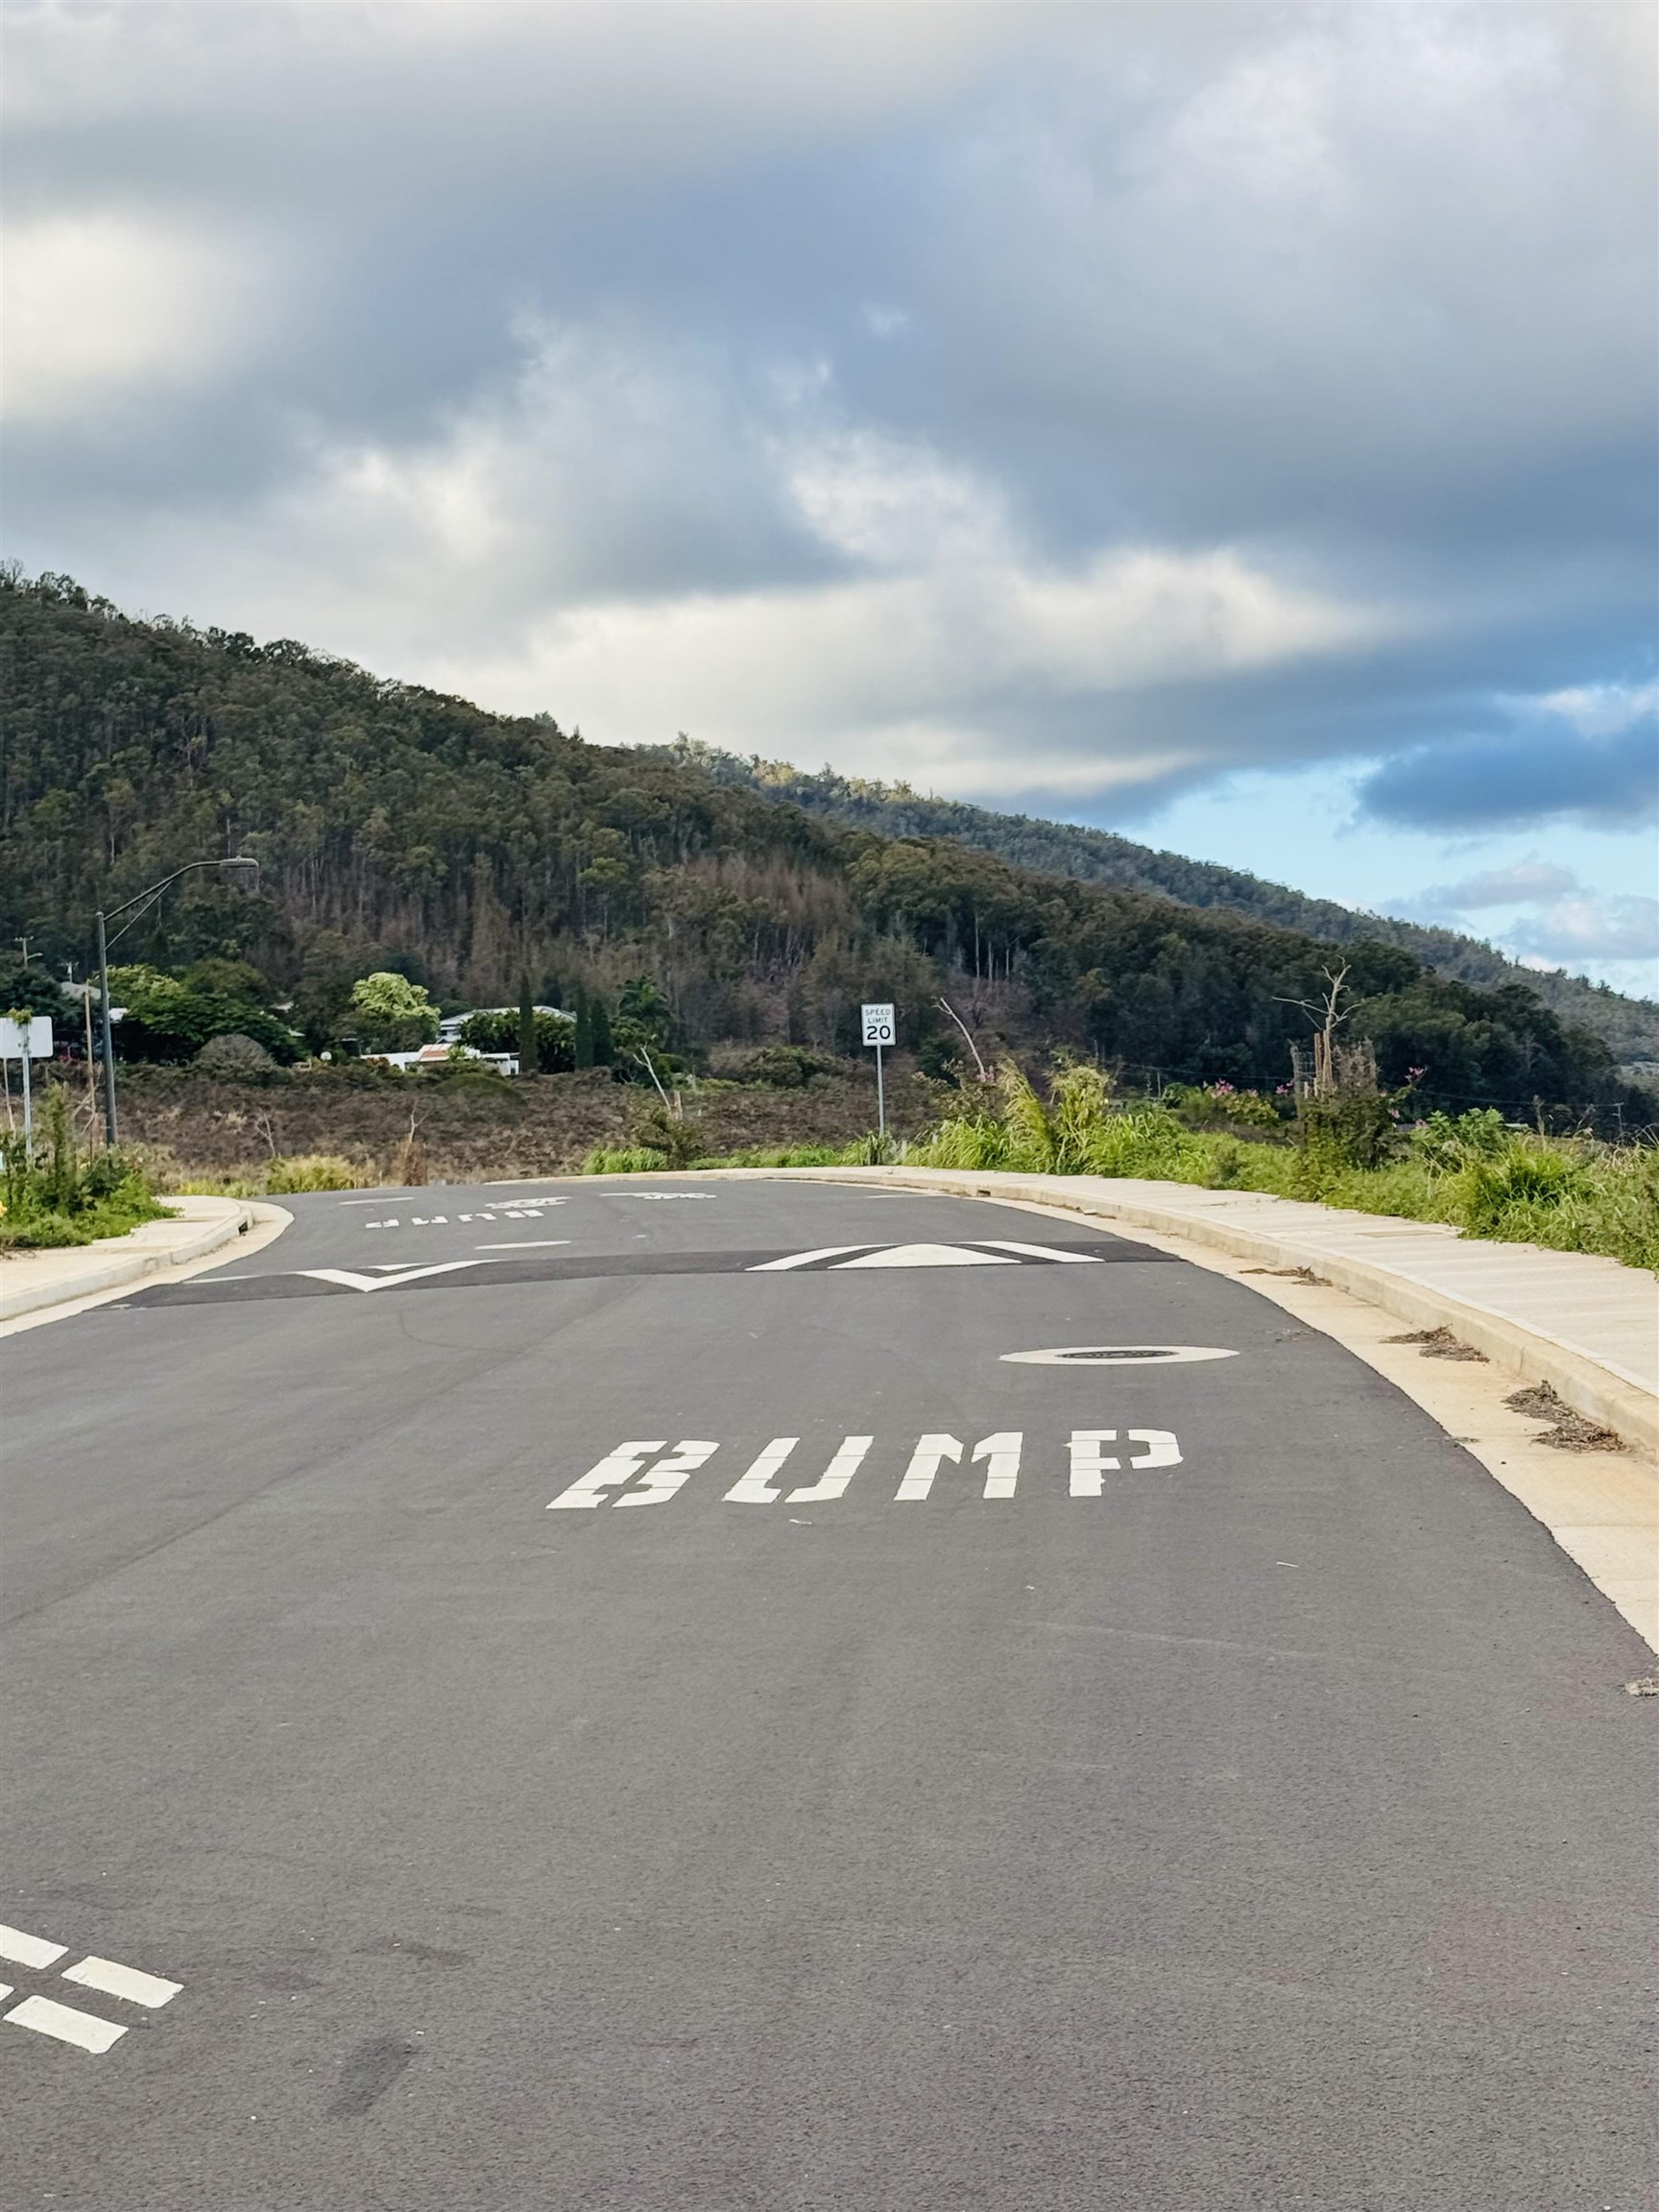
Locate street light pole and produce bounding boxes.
[94,856,259,1147]
[95,905,118,1146]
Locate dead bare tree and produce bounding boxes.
[1276,963,1364,1098]
[937,997,993,1083]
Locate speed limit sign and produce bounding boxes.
[860,1002,895,1046]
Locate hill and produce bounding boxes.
[0,566,1650,1125]
[660,746,1659,1061]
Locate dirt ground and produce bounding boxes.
[75,1062,930,1183]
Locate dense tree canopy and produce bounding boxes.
[1,569,1647,1120]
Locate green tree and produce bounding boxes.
[348,972,439,1050]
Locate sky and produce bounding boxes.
[4,1,1655,997]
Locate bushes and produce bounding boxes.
[263,1154,363,1193]
[0,1089,166,1247]
[910,1070,1659,1270]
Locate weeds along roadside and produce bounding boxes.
[588,1061,1659,1274]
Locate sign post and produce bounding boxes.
[0,1015,53,1145]
[860,1001,895,1140]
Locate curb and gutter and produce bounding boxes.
[753,1165,1659,1462]
[0,1195,268,1324]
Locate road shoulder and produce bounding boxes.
[0,1198,293,1336]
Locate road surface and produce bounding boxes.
[3,1176,1652,2208]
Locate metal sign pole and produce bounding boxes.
[860,1001,895,1145]
[18,1031,32,1145]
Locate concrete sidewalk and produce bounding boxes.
[771,1166,1659,1459]
[0,1195,268,1324]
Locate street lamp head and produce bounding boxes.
[219,855,260,889]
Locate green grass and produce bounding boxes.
[583,1065,1659,1272]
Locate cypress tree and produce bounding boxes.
[573,990,593,1070]
[590,996,613,1068]
[517,975,538,1076]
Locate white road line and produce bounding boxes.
[61,1958,180,2008]
[0,1924,66,1970]
[748,1246,875,1271]
[974,1240,1103,1263]
[834,1243,1016,1268]
[724,1437,800,1503]
[474,1239,571,1250]
[0,1985,12,2004]
[549,1442,667,1509]
[5,1995,126,2053]
[786,1436,873,1503]
[896,1433,962,1501]
[297,1262,479,1293]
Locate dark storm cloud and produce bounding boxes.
[1358,704,1658,831]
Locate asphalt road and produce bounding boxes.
[3,1175,1652,2210]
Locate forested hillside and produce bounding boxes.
[667,745,1659,1060]
[1,568,1650,1121]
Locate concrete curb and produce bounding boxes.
[747,1166,1659,1460]
[0,1195,257,1322]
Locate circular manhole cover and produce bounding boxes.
[1000,1344,1238,1366]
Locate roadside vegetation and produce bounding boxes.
[584,1061,1659,1273]
[0,1089,166,1249]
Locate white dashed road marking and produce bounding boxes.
[5,1995,127,2054]
[61,1957,181,2008]
[0,1924,184,2056]
[474,1239,572,1250]
[0,1925,66,1971]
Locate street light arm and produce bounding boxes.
[92,855,258,1144]
[102,856,259,936]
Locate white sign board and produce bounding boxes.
[0,1016,52,1060]
[861,1002,895,1047]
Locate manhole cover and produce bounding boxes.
[1000,1344,1238,1366]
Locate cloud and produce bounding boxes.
[0,211,269,424]
[1396,855,1658,975]
[1410,860,1579,911]
[1508,894,1659,967]
[0,3,1653,828]
[1357,688,1658,830]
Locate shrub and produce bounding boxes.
[583,1144,672,1174]
[0,1088,165,1246]
[263,1154,363,1192]
[732,1045,841,1088]
[195,1031,276,1074]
